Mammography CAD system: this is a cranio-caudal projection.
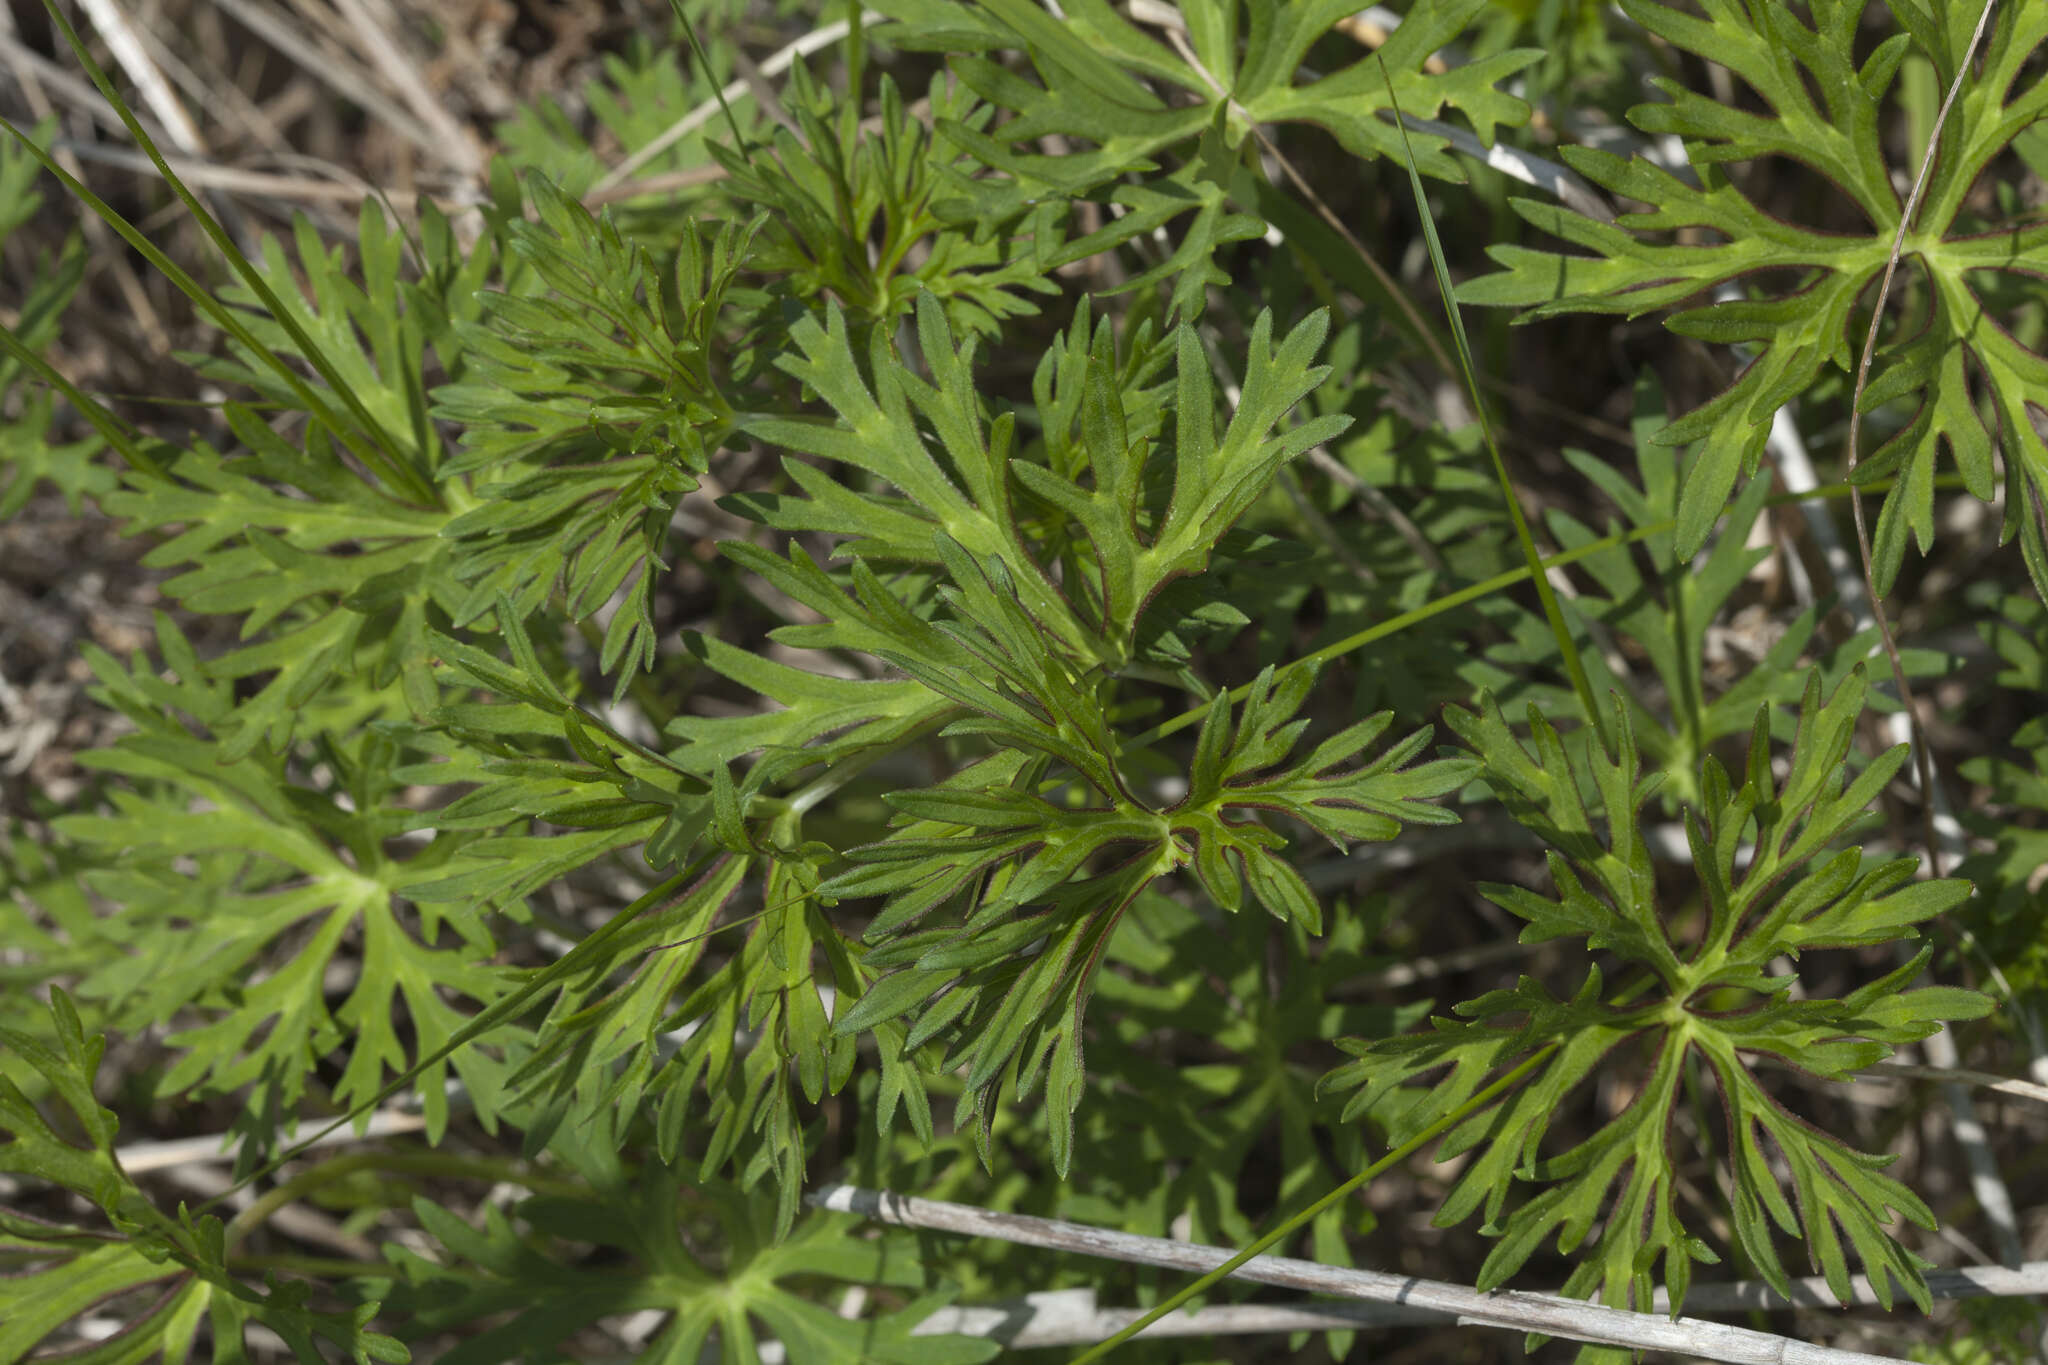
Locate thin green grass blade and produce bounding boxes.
[0,327,165,478]
[1066,1042,1562,1364]
[668,0,754,156]
[1374,55,1606,750]
[25,3,436,505]
[1125,473,1957,754]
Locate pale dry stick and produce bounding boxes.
[589,14,885,197]
[1862,1061,2048,1107]
[114,1105,431,1175]
[914,1291,1439,1346]
[1374,110,1615,223]
[202,0,440,159]
[153,1160,379,1260]
[73,0,203,156]
[812,1184,1908,1365]
[51,139,465,210]
[1673,1261,2048,1314]
[330,0,483,180]
[278,0,358,50]
[902,1260,2048,1348]
[73,0,262,252]
[107,6,288,158]
[558,164,730,209]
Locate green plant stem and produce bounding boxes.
[1069,1041,1561,1363]
[21,4,439,507]
[1128,473,1958,754]
[1376,54,1607,752]
[0,330,166,478]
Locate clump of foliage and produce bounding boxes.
[0,0,2038,1361]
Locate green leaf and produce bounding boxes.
[1463,0,2048,588]
[434,183,751,689]
[1331,665,1987,1320]
[102,420,448,756]
[385,1162,994,1365]
[56,644,516,1159]
[882,0,1537,315]
[1,994,407,1365]
[716,64,1061,338]
[827,654,1463,1165]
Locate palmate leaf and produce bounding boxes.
[669,632,953,793]
[188,201,483,481]
[871,0,1537,316]
[382,1144,996,1365]
[392,605,721,904]
[435,181,751,688]
[1464,373,1942,807]
[715,64,1062,340]
[496,846,894,1240]
[734,291,1100,660]
[1172,665,1475,930]
[97,198,508,754]
[54,624,519,1161]
[1014,313,1350,653]
[825,651,1467,1172]
[494,853,852,1238]
[101,412,452,757]
[720,281,1460,1170]
[1325,666,1989,1338]
[1462,0,2048,593]
[736,291,1348,665]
